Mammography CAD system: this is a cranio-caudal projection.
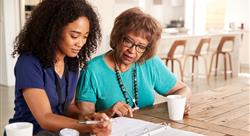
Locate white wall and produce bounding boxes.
[185,0,207,34]
[145,0,164,25]
[145,0,184,27]
[87,0,115,56]
[225,0,250,68]
[193,0,207,34]
[184,0,194,34]
[225,0,249,30]
[0,0,5,86]
[0,0,20,86]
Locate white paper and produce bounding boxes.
[111,117,204,136]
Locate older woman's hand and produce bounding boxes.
[108,101,133,117]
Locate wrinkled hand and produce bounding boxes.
[88,113,112,136]
[108,101,133,117]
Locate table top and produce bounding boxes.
[133,84,250,136]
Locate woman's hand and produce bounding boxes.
[89,121,111,136]
[86,112,110,121]
[108,101,133,117]
[87,113,112,136]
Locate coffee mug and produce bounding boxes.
[59,128,79,136]
[166,95,186,121]
[5,122,33,136]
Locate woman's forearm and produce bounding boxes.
[173,85,192,100]
[166,81,192,100]
[66,104,82,119]
[77,102,96,119]
[40,113,92,134]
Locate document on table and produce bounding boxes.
[111,117,204,136]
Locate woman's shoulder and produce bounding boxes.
[16,53,41,67]
[15,53,44,77]
[144,55,162,65]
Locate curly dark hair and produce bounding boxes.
[12,0,101,71]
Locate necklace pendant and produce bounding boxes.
[133,106,139,111]
[132,98,139,109]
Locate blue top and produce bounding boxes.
[76,54,177,111]
[9,54,79,134]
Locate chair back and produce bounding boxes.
[167,40,186,59]
[195,38,211,55]
[217,36,235,52]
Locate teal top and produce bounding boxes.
[76,54,177,111]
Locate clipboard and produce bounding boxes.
[111,117,204,136]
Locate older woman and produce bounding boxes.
[76,7,191,117]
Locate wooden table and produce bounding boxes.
[133,84,250,136]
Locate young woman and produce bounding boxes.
[7,0,111,135]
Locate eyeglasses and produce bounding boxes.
[122,36,148,53]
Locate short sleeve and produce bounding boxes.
[76,68,97,103]
[150,56,177,95]
[15,55,45,91]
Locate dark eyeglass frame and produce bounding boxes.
[122,36,148,53]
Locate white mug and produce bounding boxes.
[166,95,186,121]
[59,128,79,136]
[5,122,33,136]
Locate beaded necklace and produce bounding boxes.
[114,62,139,108]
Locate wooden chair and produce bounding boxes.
[208,36,234,80]
[164,40,186,81]
[184,38,211,81]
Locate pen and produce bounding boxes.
[78,120,103,125]
[78,118,112,125]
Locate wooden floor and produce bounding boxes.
[1,74,250,135]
